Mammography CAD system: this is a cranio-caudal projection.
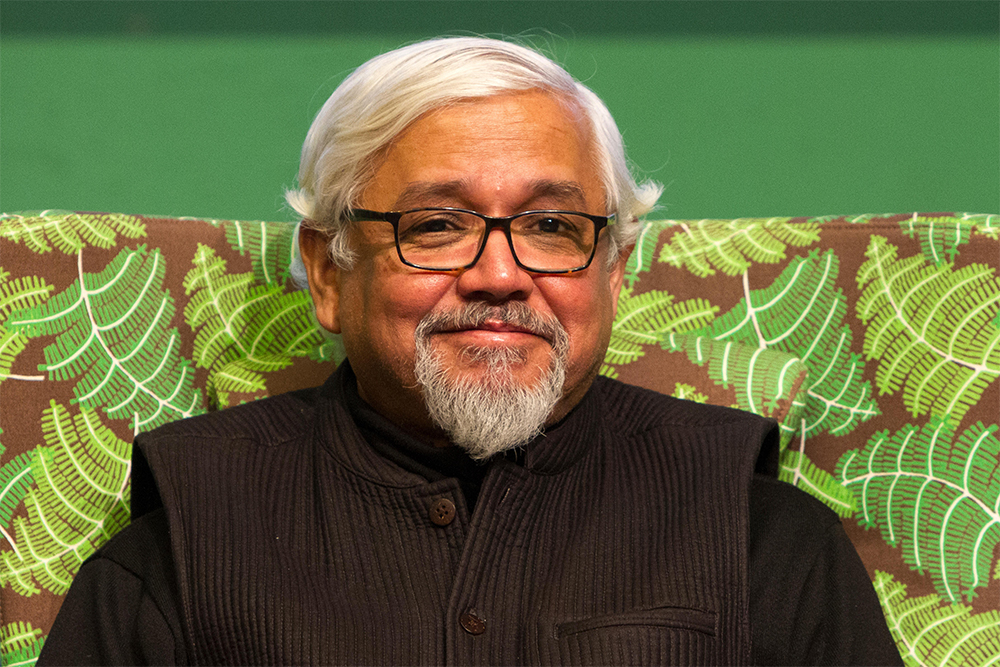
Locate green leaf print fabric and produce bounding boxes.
[182,243,329,409]
[0,270,53,388]
[6,246,201,431]
[856,236,1000,424]
[0,403,130,598]
[875,571,1000,667]
[0,621,44,667]
[655,216,821,278]
[0,210,995,667]
[0,212,146,255]
[700,248,880,437]
[838,419,999,603]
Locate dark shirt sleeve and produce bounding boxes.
[37,508,187,666]
[748,475,904,666]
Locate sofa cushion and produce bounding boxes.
[0,209,996,666]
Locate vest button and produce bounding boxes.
[429,497,456,526]
[460,610,486,635]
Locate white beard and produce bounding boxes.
[413,302,569,461]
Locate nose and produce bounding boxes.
[455,228,534,303]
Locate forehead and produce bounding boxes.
[359,90,604,213]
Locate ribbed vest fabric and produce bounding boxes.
[134,367,778,665]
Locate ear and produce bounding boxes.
[298,226,342,334]
[607,243,633,320]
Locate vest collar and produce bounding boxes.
[315,362,605,484]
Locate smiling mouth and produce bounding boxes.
[441,319,541,337]
[415,302,571,362]
[420,302,558,343]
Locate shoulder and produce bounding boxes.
[39,508,188,665]
[594,375,776,431]
[747,475,847,575]
[137,385,325,449]
[593,377,780,471]
[130,384,331,519]
[91,508,175,584]
[747,475,904,665]
[748,474,842,537]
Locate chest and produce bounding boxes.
[170,445,750,666]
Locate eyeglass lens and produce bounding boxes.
[396,210,595,271]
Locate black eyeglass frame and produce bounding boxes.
[347,207,615,274]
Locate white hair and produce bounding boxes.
[286,37,661,280]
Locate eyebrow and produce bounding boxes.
[391,179,592,212]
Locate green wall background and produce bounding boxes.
[2,1,998,222]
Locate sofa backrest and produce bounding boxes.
[0,210,997,665]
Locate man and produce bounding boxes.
[40,37,901,665]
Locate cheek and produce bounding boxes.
[538,275,615,359]
[339,268,456,394]
[348,265,455,346]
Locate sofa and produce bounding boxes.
[0,209,997,666]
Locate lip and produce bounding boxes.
[435,324,546,344]
[438,319,541,337]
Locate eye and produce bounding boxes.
[410,217,454,234]
[517,213,586,239]
[518,213,574,234]
[399,211,470,237]
[536,217,565,234]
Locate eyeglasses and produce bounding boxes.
[347,207,614,274]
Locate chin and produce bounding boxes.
[447,344,548,386]
[416,343,567,460]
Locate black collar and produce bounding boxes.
[314,362,605,505]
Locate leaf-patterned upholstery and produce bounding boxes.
[0,210,997,666]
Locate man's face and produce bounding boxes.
[301,90,629,443]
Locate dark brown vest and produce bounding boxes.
[135,369,777,665]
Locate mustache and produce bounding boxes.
[414,302,568,349]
